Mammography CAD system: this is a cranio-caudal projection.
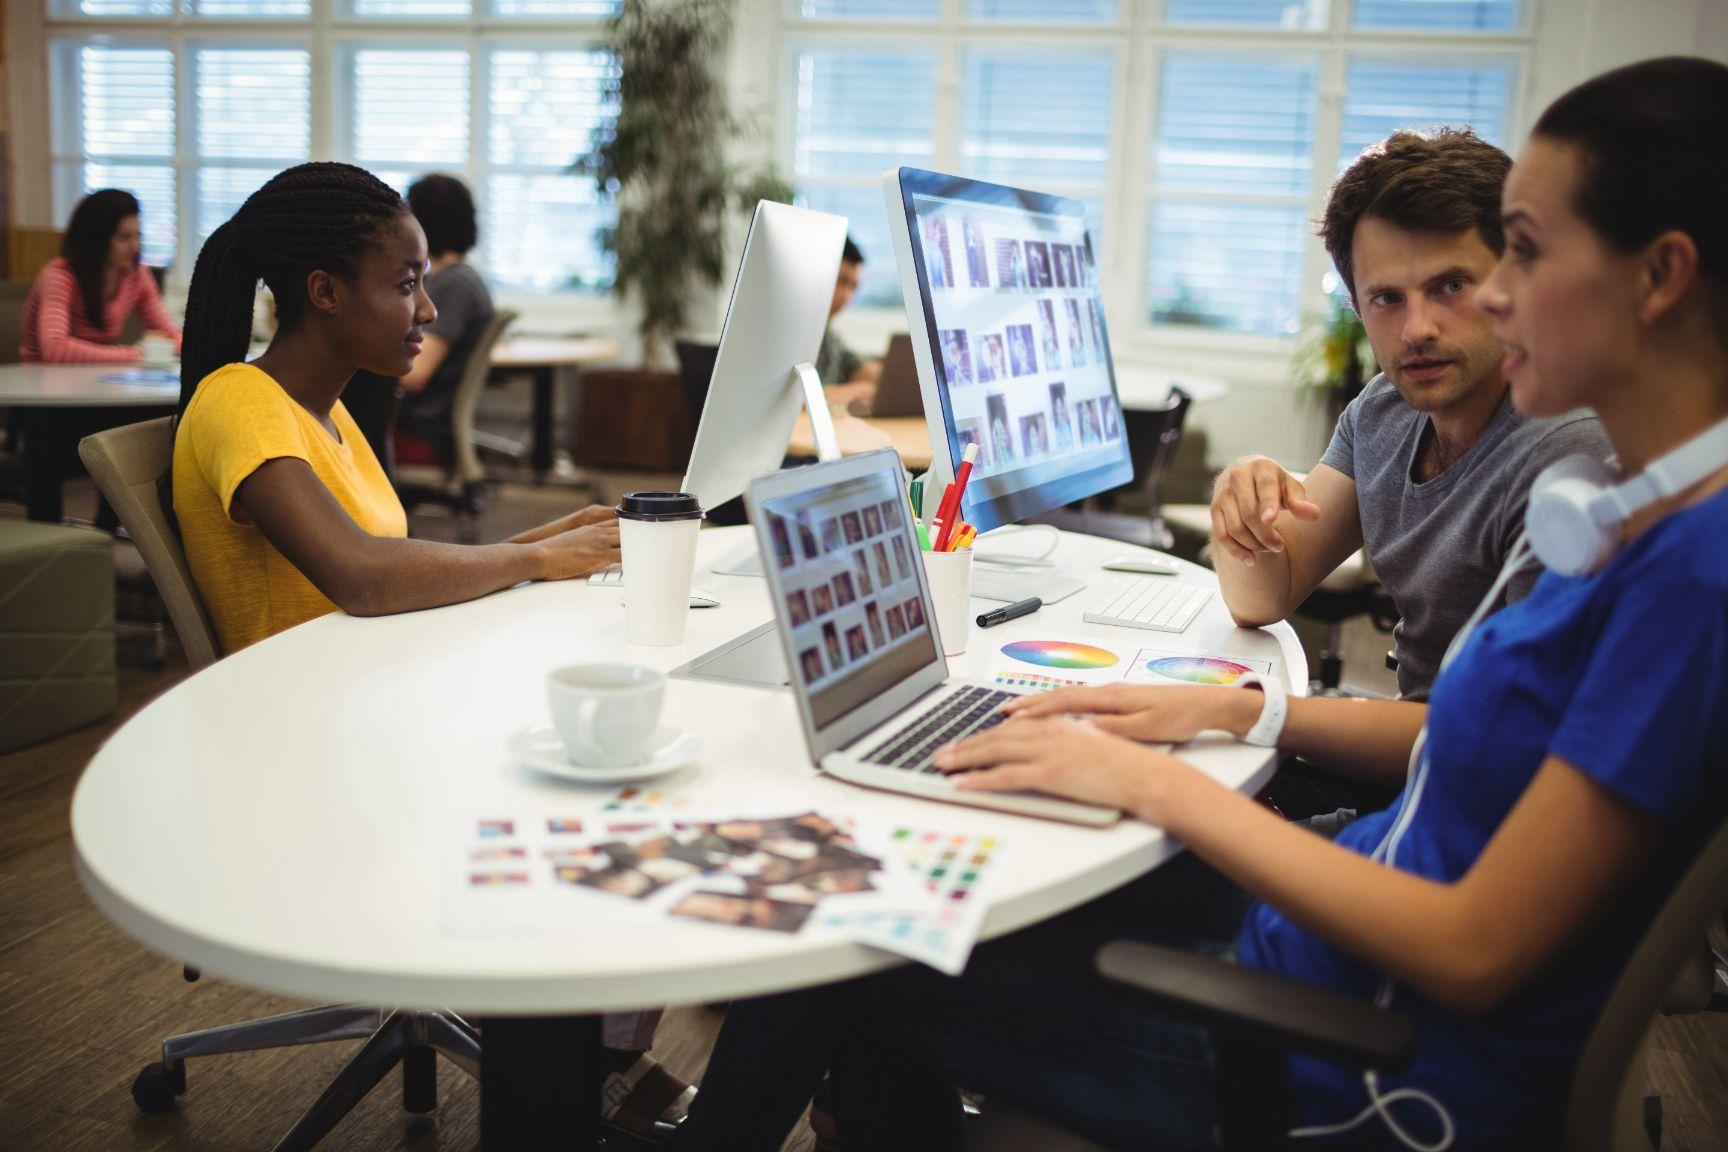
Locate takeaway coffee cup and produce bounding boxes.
[547,663,664,767]
[615,491,705,646]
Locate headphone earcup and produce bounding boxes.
[1527,456,1618,577]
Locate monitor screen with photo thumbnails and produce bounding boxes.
[757,467,939,730]
[889,168,1134,534]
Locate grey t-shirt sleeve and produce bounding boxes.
[1500,413,1613,603]
[426,267,487,344]
[1318,387,1364,480]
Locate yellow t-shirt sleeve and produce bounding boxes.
[184,365,315,523]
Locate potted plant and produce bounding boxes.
[1293,296,1376,430]
[581,0,791,367]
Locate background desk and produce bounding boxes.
[488,336,620,482]
[787,409,932,471]
[0,363,178,522]
[73,526,1301,1145]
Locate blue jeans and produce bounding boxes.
[674,852,1254,1152]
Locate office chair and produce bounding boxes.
[79,418,486,1151]
[1032,387,1191,551]
[1088,810,1728,1151]
[395,309,519,543]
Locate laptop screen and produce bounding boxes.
[757,464,941,730]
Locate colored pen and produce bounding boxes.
[976,597,1042,628]
[934,443,979,552]
[915,518,934,552]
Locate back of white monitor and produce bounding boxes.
[681,201,849,513]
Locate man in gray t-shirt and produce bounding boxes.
[1211,129,1608,702]
[398,261,494,461]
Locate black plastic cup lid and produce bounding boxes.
[616,491,705,522]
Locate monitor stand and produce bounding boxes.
[668,620,789,690]
[708,362,840,578]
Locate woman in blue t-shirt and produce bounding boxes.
[671,57,1728,1152]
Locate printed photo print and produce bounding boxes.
[963,219,991,288]
[994,238,1026,291]
[1007,324,1038,377]
[922,216,954,289]
[670,891,814,935]
[799,646,824,685]
[956,417,991,471]
[788,587,811,627]
[1024,240,1054,289]
[986,392,1017,465]
[939,328,973,388]
[1020,412,1050,458]
[1049,382,1074,451]
[1037,300,1061,369]
[978,332,1006,383]
[1065,298,1087,367]
[1077,397,1102,445]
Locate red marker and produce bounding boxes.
[934,442,979,552]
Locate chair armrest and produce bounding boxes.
[1095,941,1415,1073]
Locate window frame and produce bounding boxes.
[777,0,1533,359]
[43,0,622,299]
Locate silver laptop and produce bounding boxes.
[745,449,1119,827]
[868,333,923,418]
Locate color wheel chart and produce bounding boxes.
[1128,650,1273,686]
[999,640,1120,670]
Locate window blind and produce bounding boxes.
[350,49,471,167]
[794,49,936,178]
[1164,0,1328,30]
[960,49,1114,187]
[797,0,939,20]
[1146,201,1306,334]
[968,0,1116,21]
[1353,0,1519,32]
[1339,56,1515,167]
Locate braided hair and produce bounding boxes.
[165,162,409,520]
[62,188,142,331]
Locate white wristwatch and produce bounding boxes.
[1235,675,1288,748]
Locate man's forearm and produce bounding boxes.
[1215,546,1296,627]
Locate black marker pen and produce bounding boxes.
[977,596,1042,629]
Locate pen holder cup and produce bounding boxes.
[922,548,974,657]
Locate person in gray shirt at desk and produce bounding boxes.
[1211,128,1607,706]
[397,174,496,464]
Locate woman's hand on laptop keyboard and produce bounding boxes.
[933,715,1202,821]
[998,684,1258,745]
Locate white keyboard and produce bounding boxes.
[1082,577,1213,633]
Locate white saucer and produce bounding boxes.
[507,725,698,784]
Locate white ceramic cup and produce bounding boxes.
[616,492,705,647]
[921,548,974,657]
[547,663,665,767]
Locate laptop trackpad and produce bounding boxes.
[669,620,789,690]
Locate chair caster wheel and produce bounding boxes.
[132,1060,186,1113]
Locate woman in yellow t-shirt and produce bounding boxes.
[167,162,696,1138]
[169,162,620,656]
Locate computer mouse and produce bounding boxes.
[1101,555,1179,576]
[689,588,722,609]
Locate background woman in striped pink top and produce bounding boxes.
[20,188,182,364]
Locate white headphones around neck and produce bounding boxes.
[1526,414,1728,577]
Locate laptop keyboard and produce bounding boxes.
[861,686,1014,776]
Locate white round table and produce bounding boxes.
[72,525,1302,1144]
[0,362,180,521]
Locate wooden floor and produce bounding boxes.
[4,484,1728,1150]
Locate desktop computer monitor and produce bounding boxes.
[882,168,1134,535]
[680,200,849,515]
